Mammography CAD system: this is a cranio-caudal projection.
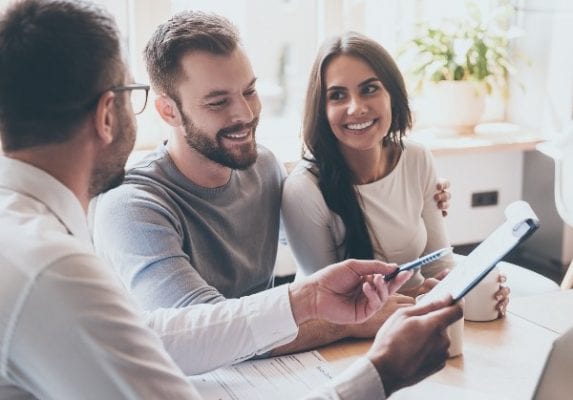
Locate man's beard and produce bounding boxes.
[181,110,259,170]
[89,104,136,197]
[94,170,126,196]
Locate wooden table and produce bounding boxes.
[319,291,573,399]
[509,289,573,334]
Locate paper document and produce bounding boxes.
[188,351,336,400]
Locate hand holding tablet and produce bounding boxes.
[418,201,539,306]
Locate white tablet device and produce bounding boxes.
[418,200,539,305]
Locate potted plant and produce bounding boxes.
[402,3,519,133]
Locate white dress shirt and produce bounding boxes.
[0,156,385,399]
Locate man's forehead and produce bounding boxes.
[178,48,255,95]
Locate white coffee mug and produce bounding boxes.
[463,265,500,322]
[446,306,464,358]
[417,294,464,357]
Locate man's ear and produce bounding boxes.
[155,94,183,127]
[94,91,116,145]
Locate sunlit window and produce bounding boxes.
[3,0,573,156]
[103,0,519,161]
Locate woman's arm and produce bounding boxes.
[281,168,342,276]
[420,148,456,279]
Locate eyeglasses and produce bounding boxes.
[110,83,150,115]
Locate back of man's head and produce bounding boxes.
[0,0,123,152]
[144,11,240,100]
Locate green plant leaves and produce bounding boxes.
[402,2,517,94]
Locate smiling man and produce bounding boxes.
[0,2,464,398]
[168,50,260,173]
[93,11,450,354]
[94,12,280,304]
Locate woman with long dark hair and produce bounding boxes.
[282,32,509,315]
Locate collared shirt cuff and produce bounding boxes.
[332,357,386,400]
[247,284,299,355]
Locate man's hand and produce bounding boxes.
[288,259,413,326]
[435,178,451,217]
[367,295,463,396]
[398,274,444,299]
[346,293,415,338]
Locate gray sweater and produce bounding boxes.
[92,143,284,310]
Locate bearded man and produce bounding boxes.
[93,10,451,355]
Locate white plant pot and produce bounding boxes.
[423,81,486,134]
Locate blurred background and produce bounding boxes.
[1,0,572,282]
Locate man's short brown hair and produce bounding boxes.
[144,11,240,100]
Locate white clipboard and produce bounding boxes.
[419,201,539,305]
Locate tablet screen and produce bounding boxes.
[418,201,539,305]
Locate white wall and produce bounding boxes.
[508,0,573,134]
[434,151,524,245]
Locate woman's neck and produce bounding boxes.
[342,143,398,185]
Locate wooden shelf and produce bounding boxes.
[409,123,545,156]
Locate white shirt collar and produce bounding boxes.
[0,156,92,244]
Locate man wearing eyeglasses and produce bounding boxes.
[93,10,452,355]
[0,1,462,399]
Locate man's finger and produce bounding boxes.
[390,293,416,304]
[421,277,440,291]
[346,259,399,277]
[362,281,383,311]
[403,295,463,330]
[386,270,413,294]
[432,269,450,281]
[425,302,464,330]
[403,295,451,316]
[367,274,386,302]
[367,270,412,300]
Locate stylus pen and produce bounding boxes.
[384,247,453,282]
